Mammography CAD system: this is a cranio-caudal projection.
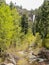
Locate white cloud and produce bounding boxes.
[6,0,44,10]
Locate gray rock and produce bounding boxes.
[0,63,6,65]
[37,58,46,62]
[7,58,16,65]
[38,48,49,60]
[6,63,14,65]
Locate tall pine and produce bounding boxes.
[36,0,49,39]
[21,14,28,34]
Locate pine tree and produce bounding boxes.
[21,14,28,34]
[10,1,14,10]
[35,0,49,39]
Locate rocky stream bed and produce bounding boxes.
[0,48,49,65]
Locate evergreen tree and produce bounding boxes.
[35,0,49,39]
[10,1,14,10]
[21,14,28,34]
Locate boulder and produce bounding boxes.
[0,63,14,65]
[6,63,14,65]
[7,57,16,65]
[38,48,49,60]
[0,63,6,65]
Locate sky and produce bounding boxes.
[6,0,44,10]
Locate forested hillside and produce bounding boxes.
[0,0,49,65]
